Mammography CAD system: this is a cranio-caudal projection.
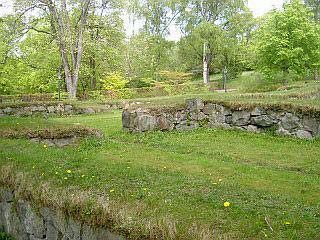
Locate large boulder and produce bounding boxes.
[231,111,251,126]
[135,114,158,132]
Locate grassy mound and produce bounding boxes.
[0,111,319,239]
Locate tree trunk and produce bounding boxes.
[203,42,210,85]
[314,69,319,81]
[283,69,289,89]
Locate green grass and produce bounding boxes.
[0,111,319,239]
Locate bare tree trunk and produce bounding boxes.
[314,69,319,81]
[44,0,91,100]
[203,42,210,85]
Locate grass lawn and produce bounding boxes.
[0,111,320,239]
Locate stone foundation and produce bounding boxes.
[0,103,121,117]
[122,98,320,140]
[0,188,124,240]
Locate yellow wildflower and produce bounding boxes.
[43,145,47,148]
[143,188,147,191]
[55,172,58,175]
[218,179,222,182]
[109,189,115,193]
[224,202,230,207]
[81,175,85,178]
[66,170,72,174]
[64,177,68,180]
[284,221,291,225]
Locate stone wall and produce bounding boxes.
[122,98,320,140]
[0,187,124,240]
[0,103,121,117]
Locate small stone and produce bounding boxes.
[295,130,313,140]
[3,107,13,114]
[244,125,260,132]
[251,107,265,116]
[84,107,95,114]
[47,106,56,113]
[64,105,73,112]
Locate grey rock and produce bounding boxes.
[158,114,174,131]
[207,122,231,129]
[47,106,56,113]
[64,217,81,240]
[17,200,45,238]
[65,105,73,112]
[56,104,65,113]
[186,98,204,112]
[122,111,133,129]
[244,125,260,133]
[0,202,25,239]
[203,103,224,115]
[3,107,13,114]
[231,111,251,126]
[251,107,266,116]
[38,106,46,112]
[30,106,39,112]
[135,114,158,132]
[176,121,199,131]
[251,115,277,127]
[84,107,95,114]
[280,113,301,130]
[276,127,291,136]
[0,189,14,202]
[40,208,67,235]
[302,116,319,134]
[82,225,124,240]
[295,130,313,140]
[174,111,187,124]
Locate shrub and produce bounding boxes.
[101,73,128,91]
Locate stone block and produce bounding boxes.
[231,111,251,126]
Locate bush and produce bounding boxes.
[101,73,128,91]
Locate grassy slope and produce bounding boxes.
[0,112,319,239]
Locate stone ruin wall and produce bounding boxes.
[0,103,122,117]
[0,187,123,240]
[122,98,320,140]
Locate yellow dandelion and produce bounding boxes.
[143,188,147,191]
[163,166,167,169]
[55,172,58,175]
[284,221,291,225]
[224,202,230,207]
[127,166,130,169]
[212,182,218,185]
[66,170,72,174]
[41,173,44,176]
[109,189,115,193]
[64,177,68,180]
[218,179,222,182]
[43,144,47,148]
[81,174,85,178]
[32,166,35,169]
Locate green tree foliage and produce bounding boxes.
[254,0,320,83]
